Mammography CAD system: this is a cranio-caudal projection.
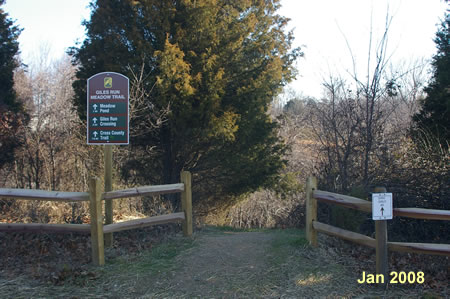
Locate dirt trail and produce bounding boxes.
[139,229,445,298]
[0,227,446,298]
[149,231,277,298]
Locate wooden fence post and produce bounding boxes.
[374,186,388,285]
[89,177,105,266]
[180,171,193,236]
[104,145,113,247]
[306,176,318,246]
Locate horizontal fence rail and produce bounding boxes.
[102,183,184,201]
[103,212,185,234]
[313,190,371,212]
[312,221,450,256]
[313,190,450,221]
[0,171,193,266]
[393,208,450,221]
[0,223,91,234]
[0,188,89,202]
[312,221,376,248]
[0,184,186,203]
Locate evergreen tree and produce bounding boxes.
[0,0,25,168]
[71,0,301,201]
[413,12,450,149]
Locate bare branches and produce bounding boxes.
[309,77,363,191]
[127,62,170,138]
[307,7,431,191]
[10,53,101,192]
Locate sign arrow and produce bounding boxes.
[93,117,98,124]
[93,104,98,112]
[93,131,98,137]
[381,207,384,216]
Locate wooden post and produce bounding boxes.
[306,176,318,246]
[180,171,193,236]
[89,177,105,266]
[104,145,113,247]
[374,186,388,285]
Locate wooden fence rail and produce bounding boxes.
[0,189,89,202]
[0,223,91,234]
[313,190,450,221]
[306,176,450,275]
[0,171,193,266]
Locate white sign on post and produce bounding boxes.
[372,193,393,220]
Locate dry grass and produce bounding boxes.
[203,190,305,230]
[0,227,447,298]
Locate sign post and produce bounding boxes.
[87,72,129,247]
[372,188,392,286]
[104,145,113,247]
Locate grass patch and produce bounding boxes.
[262,229,309,285]
[0,234,197,298]
[1,227,437,298]
[201,224,270,233]
[106,235,196,276]
[269,228,308,247]
[255,228,359,297]
[267,229,308,262]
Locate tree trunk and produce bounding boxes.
[161,125,181,211]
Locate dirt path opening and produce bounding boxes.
[0,227,447,298]
[113,228,443,298]
[150,231,277,297]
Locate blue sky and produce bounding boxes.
[3,0,448,98]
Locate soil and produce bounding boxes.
[143,229,448,298]
[0,226,448,298]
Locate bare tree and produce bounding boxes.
[348,11,394,187]
[12,52,103,192]
[308,10,430,192]
[308,76,362,192]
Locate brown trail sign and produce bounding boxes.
[87,72,129,145]
[87,71,130,246]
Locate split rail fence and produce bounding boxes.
[0,171,193,266]
[305,176,450,278]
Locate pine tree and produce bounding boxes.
[0,0,26,168]
[70,0,301,201]
[413,13,450,149]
